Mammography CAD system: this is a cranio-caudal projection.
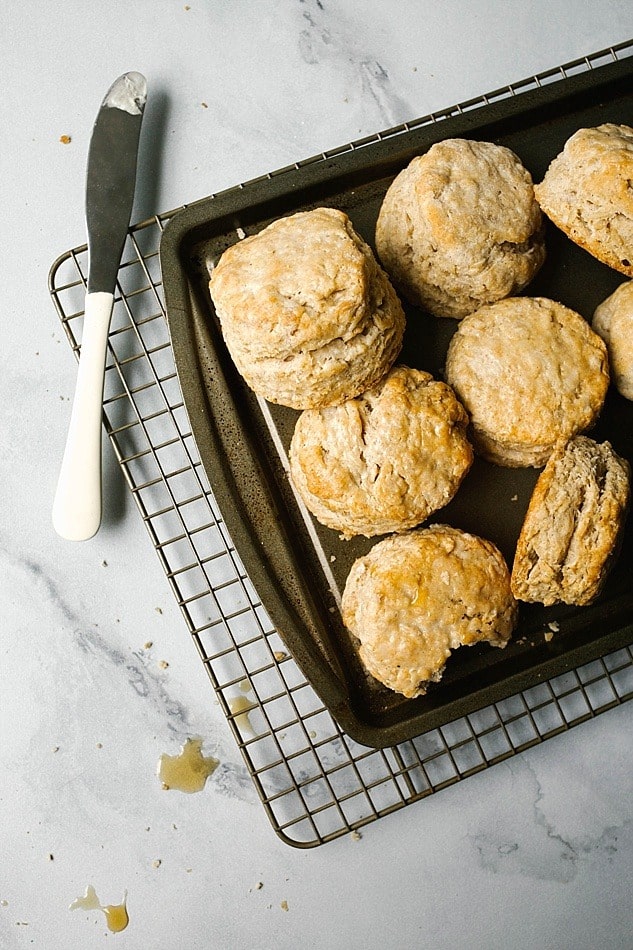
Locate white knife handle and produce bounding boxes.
[52,291,114,541]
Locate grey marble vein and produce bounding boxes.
[8,546,192,733]
[3,546,255,804]
[297,0,411,129]
[468,759,632,882]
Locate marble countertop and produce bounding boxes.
[3,2,633,947]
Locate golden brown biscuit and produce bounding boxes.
[341,525,517,698]
[535,124,633,276]
[511,437,630,606]
[289,366,473,539]
[375,138,545,318]
[208,207,405,409]
[592,280,633,400]
[445,297,609,467]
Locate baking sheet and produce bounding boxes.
[160,54,633,748]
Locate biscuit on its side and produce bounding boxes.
[445,297,609,467]
[511,437,630,606]
[289,366,473,539]
[341,525,517,699]
[592,280,633,400]
[209,207,405,409]
[535,123,633,277]
[375,138,545,318]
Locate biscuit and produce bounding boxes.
[208,207,405,409]
[289,366,473,539]
[375,138,545,318]
[534,124,633,277]
[445,297,609,467]
[511,437,630,606]
[341,525,517,698]
[592,280,633,400]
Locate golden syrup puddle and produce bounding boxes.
[69,885,129,933]
[157,737,219,793]
[102,901,129,934]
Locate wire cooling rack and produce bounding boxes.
[49,40,633,848]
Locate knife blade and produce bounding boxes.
[53,72,147,541]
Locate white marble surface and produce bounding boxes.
[2,1,633,947]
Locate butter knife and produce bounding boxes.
[53,72,147,541]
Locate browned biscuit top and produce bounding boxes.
[375,138,545,318]
[535,123,633,277]
[445,296,609,467]
[592,279,633,401]
[209,207,405,409]
[341,525,517,698]
[289,366,473,539]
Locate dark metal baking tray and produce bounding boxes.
[160,53,633,749]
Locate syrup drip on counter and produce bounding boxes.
[229,679,255,734]
[69,885,129,933]
[157,737,219,793]
[229,695,255,733]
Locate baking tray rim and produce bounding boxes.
[159,49,633,749]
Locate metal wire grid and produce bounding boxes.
[48,40,633,847]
